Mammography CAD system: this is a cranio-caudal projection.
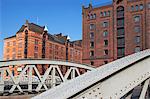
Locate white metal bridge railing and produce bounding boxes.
[0,59,95,95]
[32,49,150,99]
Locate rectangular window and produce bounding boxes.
[90,61,94,65]
[148,3,150,9]
[34,46,38,52]
[18,42,22,48]
[90,32,94,39]
[135,47,140,53]
[104,40,108,46]
[117,19,124,27]
[103,30,108,37]
[104,11,106,16]
[102,22,108,28]
[55,45,59,50]
[100,12,103,17]
[35,39,38,45]
[13,41,16,46]
[108,11,111,16]
[49,43,52,48]
[34,53,38,58]
[134,26,140,33]
[135,36,140,44]
[134,16,140,22]
[104,61,108,64]
[12,54,16,59]
[90,51,94,57]
[90,24,95,30]
[104,49,108,55]
[117,48,125,58]
[117,38,125,46]
[117,28,125,36]
[90,42,94,48]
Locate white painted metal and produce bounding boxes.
[32,49,150,99]
[0,59,94,70]
[0,69,4,93]
[28,65,33,92]
[139,78,150,99]
[51,66,56,87]
[0,60,93,94]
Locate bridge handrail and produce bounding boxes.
[32,49,150,99]
[0,59,95,70]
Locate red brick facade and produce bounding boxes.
[3,20,82,75]
[82,0,150,67]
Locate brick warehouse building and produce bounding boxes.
[82,0,150,67]
[3,20,82,75]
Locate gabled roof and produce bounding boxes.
[17,23,44,34]
[4,35,16,40]
[11,21,77,45]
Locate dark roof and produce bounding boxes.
[53,33,68,44]
[17,23,44,34]
[4,35,16,40]
[48,34,65,44]
[71,40,82,47]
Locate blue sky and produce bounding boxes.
[0,0,112,60]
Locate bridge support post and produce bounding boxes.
[0,68,4,94]
[139,78,150,99]
[28,65,33,92]
[71,68,76,79]
[51,66,56,87]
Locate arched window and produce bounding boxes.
[117,6,124,12]
[131,6,134,11]
[135,5,139,11]
[93,14,96,19]
[117,6,125,58]
[117,6,124,18]
[90,14,93,19]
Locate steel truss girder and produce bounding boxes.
[0,64,91,94]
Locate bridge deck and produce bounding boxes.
[32,49,150,99]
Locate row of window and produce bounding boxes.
[6,41,16,47]
[117,36,140,45]
[6,48,16,53]
[90,31,108,40]
[90,39,108,48]
[87,3,150,20]
[90,48,109,57]
[89,16,141,31]
[88,11,111,20]
[6,54,22,60]
[89,22,109,30]
[131,3,150,11]
[130,4,144,12]
[100,11,111,17]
